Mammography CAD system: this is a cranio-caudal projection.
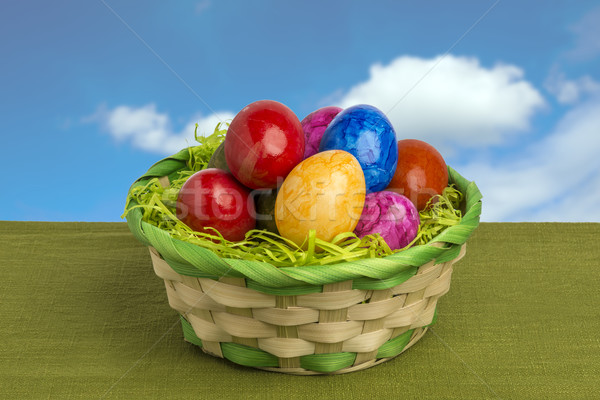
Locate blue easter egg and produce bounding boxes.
[318,104,398,192]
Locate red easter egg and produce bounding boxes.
[386,139,448,211]
[176,168,255,241]
[224,100,305,189]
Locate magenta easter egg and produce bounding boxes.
[354,191,419,250]
[300,106,342,159]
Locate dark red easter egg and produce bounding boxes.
[176,168,255,241]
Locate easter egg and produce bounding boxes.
[176,168,255,241]
[254,188,279,234]
[225,100,305,189]
[275,150,366,247]
[207,141,230,173]
[354,191,420,250]
[319,104,398,192]
[386,139,448,211]
[300,106,342,159]
[318,104,398,193]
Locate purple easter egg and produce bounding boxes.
[300,106,342,159]
[354,191,420,250]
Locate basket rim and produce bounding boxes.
[124,147,482,288]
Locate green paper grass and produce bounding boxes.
[122,123,464,268]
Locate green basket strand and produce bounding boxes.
[180,315,426,372]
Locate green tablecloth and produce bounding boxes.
[1,222,598,399]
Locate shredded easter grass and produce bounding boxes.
[123,123,463,267]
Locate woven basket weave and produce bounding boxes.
[125,148,482,375]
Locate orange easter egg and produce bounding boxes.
[275,150,366,247]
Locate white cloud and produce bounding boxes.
[332,54,546,151]
[545,68,600,104]
[566,6,600,61]
[457,96,600,222]
[88,103,234,155]
[195,0,211,15]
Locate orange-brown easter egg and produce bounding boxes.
[386,139,448,211]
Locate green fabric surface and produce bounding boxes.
[0,221,598,399]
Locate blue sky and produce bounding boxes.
[1,1,599,222]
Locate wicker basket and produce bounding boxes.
[125,148,482,375]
